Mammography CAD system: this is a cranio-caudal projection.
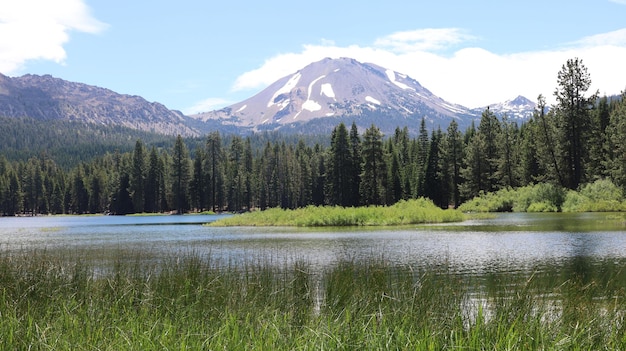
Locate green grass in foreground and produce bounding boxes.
[1,250,626,350]
[209,198,464,227]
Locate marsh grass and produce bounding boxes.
[1,249,625,350]
[209,198,464,227]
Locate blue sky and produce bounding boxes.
[2,0,626,114]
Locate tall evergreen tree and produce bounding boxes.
[190,148,207,211]
[327,123,352,206]
[206,132,224,212]
[130,140,146,213]
[607,92,626,191]
[423,129,447,207]
[553,57,597,189]
[145,146,162,213]
[360,124,386,205]
[171,135,190,214]
[415,118,430,197]
[348,122,362,206]
[587,96,611,179]
[497,114,520,188]
[444,120,463,207]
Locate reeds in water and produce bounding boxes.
[0,249,625,349]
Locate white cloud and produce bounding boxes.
[0,0,107,74]
[574,28,626,47]
[184,97,233,115]
[609,0,626,4]
[231,28,626,108]
[373,28,476,53]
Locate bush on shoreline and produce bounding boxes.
[459,179,626,213]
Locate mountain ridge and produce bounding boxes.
[0,73,200,136]
[192,58,536,135]
[0,59,537,137]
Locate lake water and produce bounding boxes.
[1,212,626,276]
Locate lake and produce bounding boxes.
[1,212,626,276]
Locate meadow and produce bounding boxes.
[1,249,625,350]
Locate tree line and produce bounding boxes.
[1,58,625,216]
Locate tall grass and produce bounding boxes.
[209,198,464,227]
[1,249,625,349]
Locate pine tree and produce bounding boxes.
[190,148,206,211]
[348,122,362,206]
[145,146,162,213]
[444,120,463,207]
[360,124,386,205]
[172,135,190,214]
[607,92,626,191]
[327,123,352,206]
[130,140,146,213]
[553,57,597,189]
[206,132,224,212]
[415,118,430,197]
[497,114,520,188]
[423,129,446,207]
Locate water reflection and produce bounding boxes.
[1,213,626,276]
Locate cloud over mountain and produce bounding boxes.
[223,28,626,110]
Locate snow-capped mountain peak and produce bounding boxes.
[191,58,536,134]
[191,58,475,133]
[478,95,537,120]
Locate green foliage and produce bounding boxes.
[1,250,626,349]
[460,179,626,213]
[562,179,626,212]
[209,198,464,227]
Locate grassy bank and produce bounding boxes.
[1,250,625,349]
[209,198,464,227]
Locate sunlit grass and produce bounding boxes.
[209,198,464,227]
[1,249,625,349]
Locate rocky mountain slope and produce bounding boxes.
[192,58,483,134]
[0,59,537,138]
[0,73,199,136]
[192,58,536,135]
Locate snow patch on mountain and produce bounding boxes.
[268,72,301,108]
[365,96,381,105]
[321,83,335,99]
[303,99,322,112]
[386,69,414,91]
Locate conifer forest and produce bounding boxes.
[1,58,625,216]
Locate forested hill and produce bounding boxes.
[0,58,625,216]
[0,116,174,168]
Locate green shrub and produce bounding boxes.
[527,201,559,212]
[459,181,626,213]
[209,198,464,227]
[562,179,626,212]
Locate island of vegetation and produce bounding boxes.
[208,198,463,227]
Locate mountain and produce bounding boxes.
[192,58,483,135]
[475,95,537,120]
[0,73,199,136]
